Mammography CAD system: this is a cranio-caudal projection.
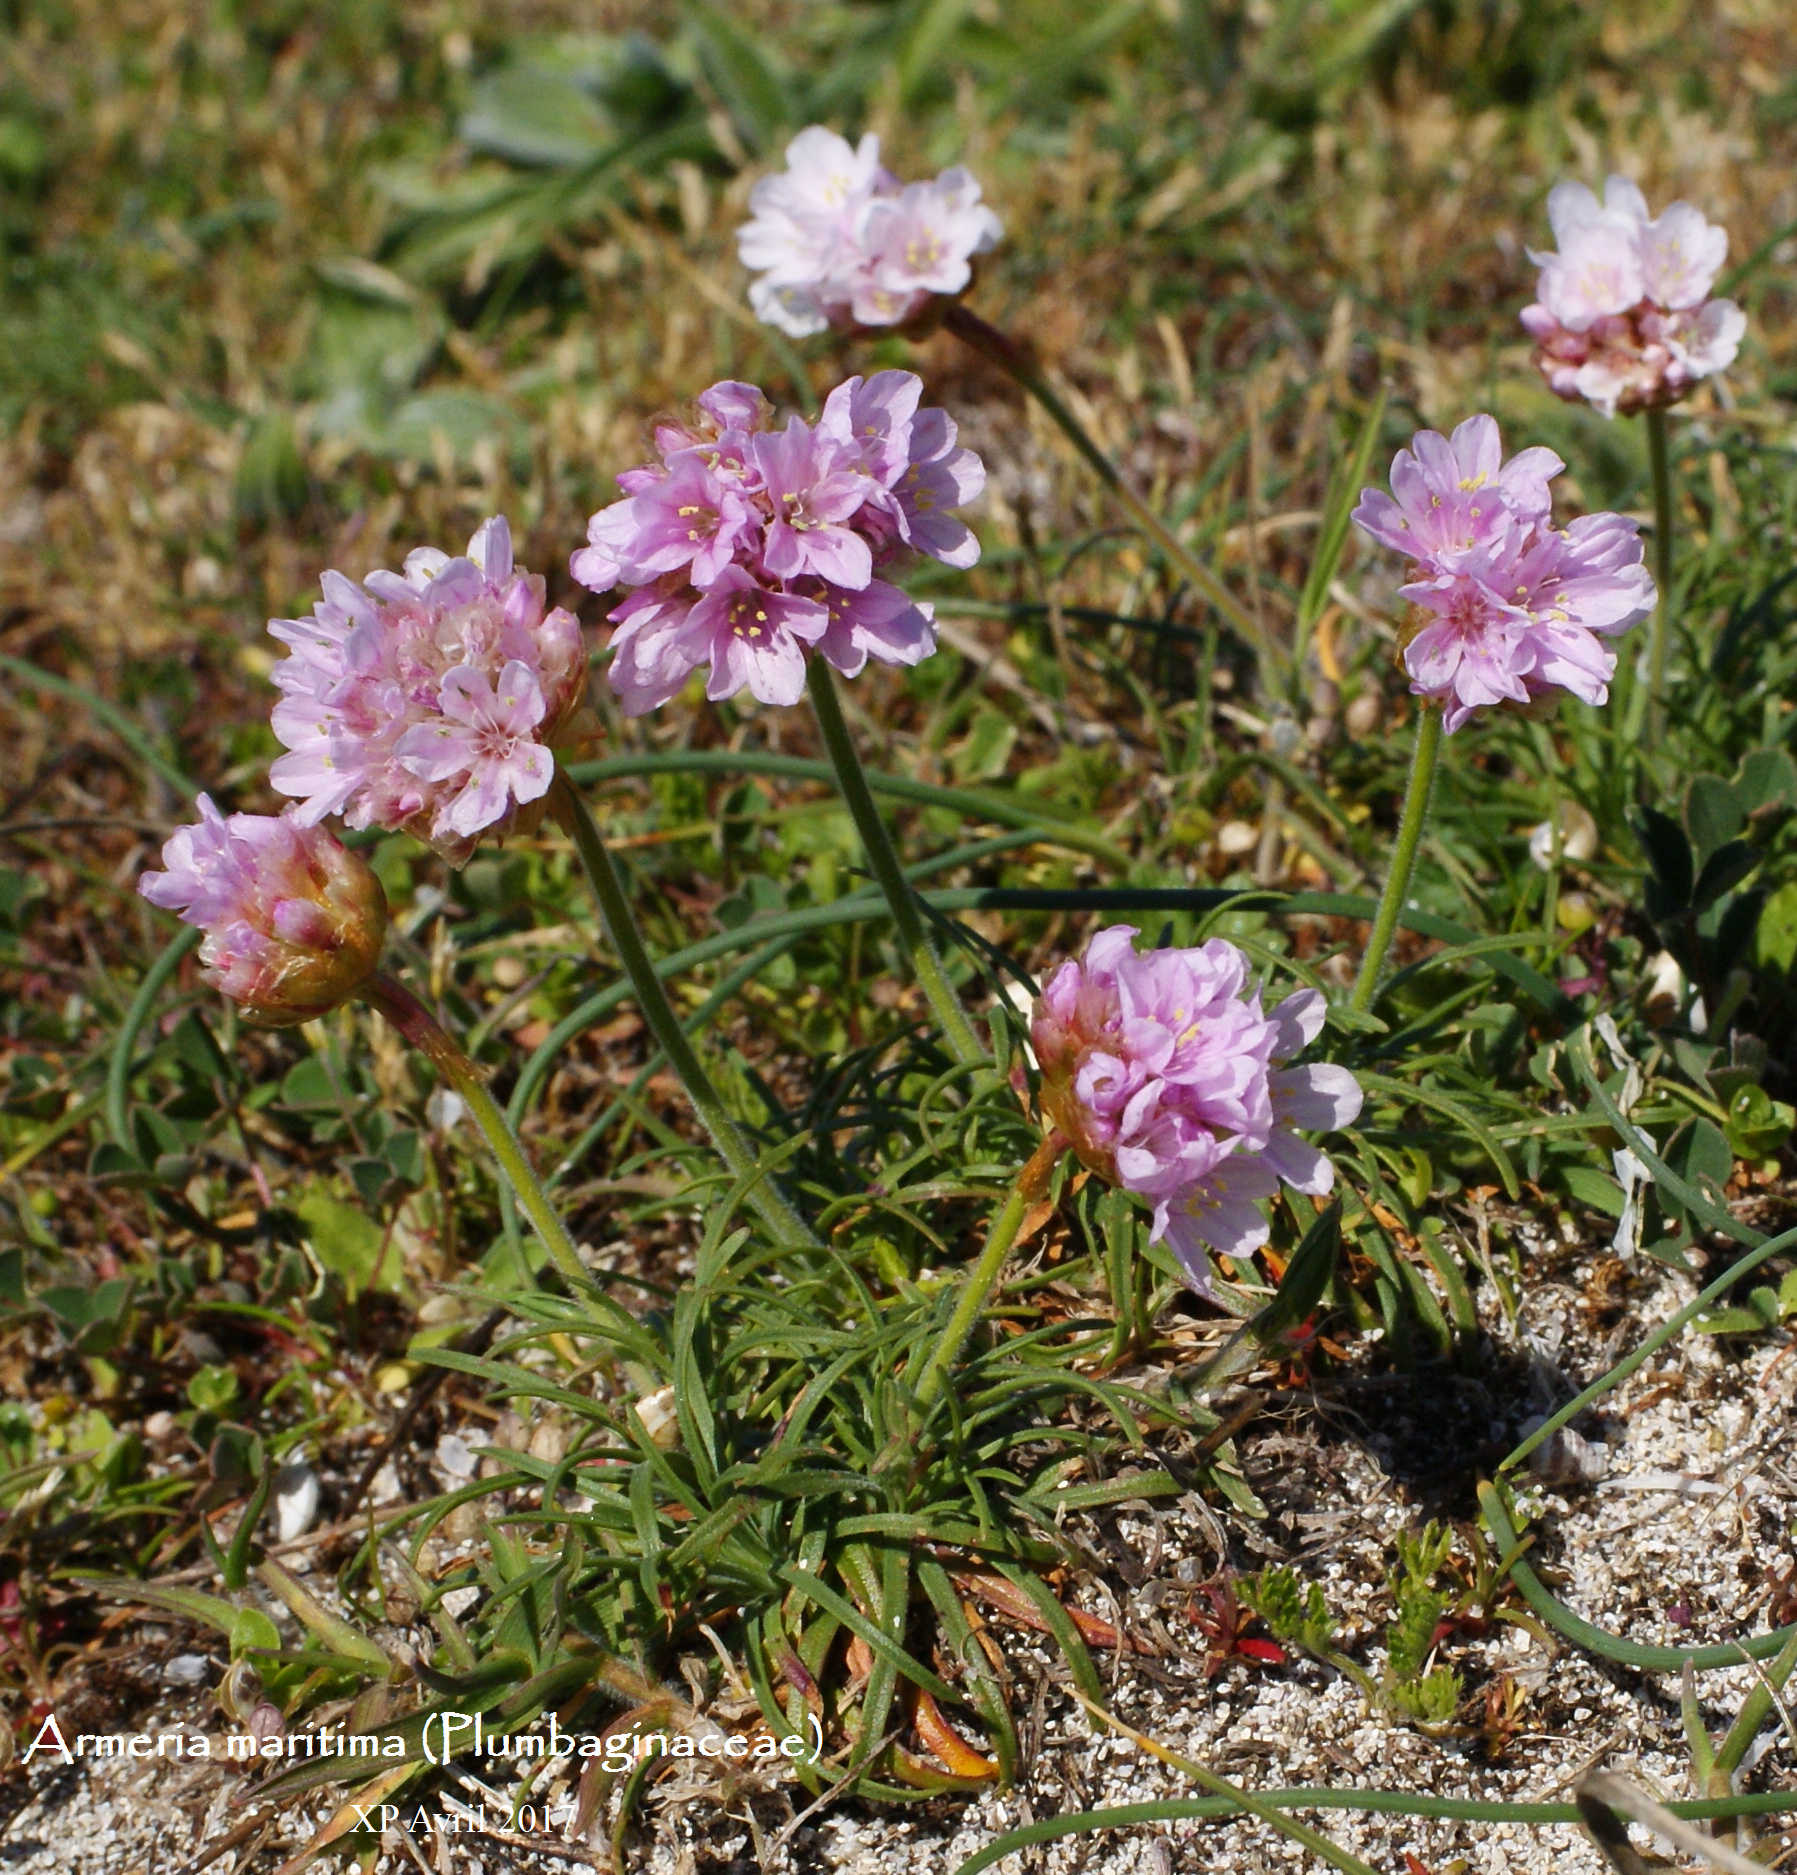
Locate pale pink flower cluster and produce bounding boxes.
[572,373,983,712]
[1521,176,1745,417]
[1353,415,1655,731]
[739,127,1002,338]
[268,518,588,866]
[139,798,387,1026]
[1031,927,1362,1296]
[141,517,580,1017]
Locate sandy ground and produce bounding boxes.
[5,1235,1795,1875]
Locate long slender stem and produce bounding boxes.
[1478,1482,1797,1673]
[546,767,818,1251]
[1641,404,1676,742]
[806,661,985,1067]
[911,1134,1062,1413]
[952,1793,1797,1875]
[364,973,592,1297]
[1081,1698,1382,1875]
[911,1187,1030,1414]
[940,303,1276,680]
[1349,706,1443,1014]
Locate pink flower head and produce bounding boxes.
[268,518,588,866]
[572,371,979,713]
[1521,176,1744,416]
[139,798,388,1027]
[1355,416,1655,731]
[739,126,1001,337]
[1030,927,1362,1299]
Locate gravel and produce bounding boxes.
[7,1241,1795,1874]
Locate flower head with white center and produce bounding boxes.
[1521,175,1745,417]
[1029,926,1362,1299]
[1353,416,1655,730]
[267,518,588,865]
[572,371,983,712]
[139,799,388,1026]
[739,127,1001,337]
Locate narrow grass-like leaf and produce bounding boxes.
[259,1560,392,1670]
[774,1560,959,1706]
[1576,1771,1768,1875]
[106,927,201,1150]
[73,1574,247,1637]
[952,1792,1797,1875]
[0,654,199,800]
[1293,385,1388,681]
[567,752,1135,867]
[985,1560,1102,1702]
[1566,1034,1757,1247]
[1356,1069,1519,1197]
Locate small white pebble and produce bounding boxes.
[274,1459,321,1543]
[435,1432,478,1479]
[1215,819,1259,856]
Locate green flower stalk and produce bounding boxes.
[1634,404,1678,742]
[807,662,984,1067]
[939,304,1272,675]
[546,768,819,1252]
[1346,413,1657,1007]
[567,370,993,1069]
[910,1132,1064,1415]
[364,974,593,1297]
[1349,705,1442,1014]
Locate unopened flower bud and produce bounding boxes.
[139,798,387,1026]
